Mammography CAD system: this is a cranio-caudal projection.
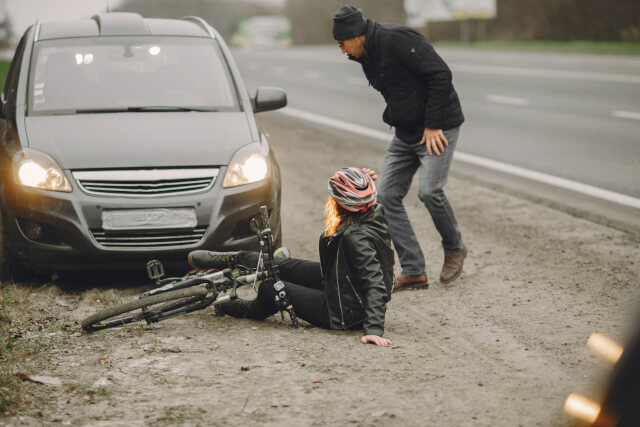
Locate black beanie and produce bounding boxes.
[333,5,367,40]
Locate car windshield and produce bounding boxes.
[28,36,239,115]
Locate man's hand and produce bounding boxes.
[361,167,378,181]
[420,128,448,156]
[361,335,392,346]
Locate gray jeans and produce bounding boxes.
[379,127,464,276]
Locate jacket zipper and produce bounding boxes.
[335,245,346,328]
[346,275,364,308]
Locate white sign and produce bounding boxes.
[405,0,497,26]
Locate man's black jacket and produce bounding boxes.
[318,206,395,337]
[352,20,465,143]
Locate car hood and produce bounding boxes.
[24,112,255,169]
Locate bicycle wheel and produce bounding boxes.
[81,287,208,331]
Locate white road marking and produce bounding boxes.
[486,94,530,106]
[612,110,640,120]
[451,63,640,84]
[279,107,640,210]
[281,107,393,141]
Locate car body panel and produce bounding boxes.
[24,112,252,169]
[37,16,213,41]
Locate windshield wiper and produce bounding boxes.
[74,108,130,114]
[127,106,219,112]
[74,106,219,114]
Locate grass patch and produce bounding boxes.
[65,384,112,401]
[0,59,10,93]
[433,40,640,55]
[0,281,82,416]
[0,283,55,414]
[1,283,20,412]
[0,367,19,412]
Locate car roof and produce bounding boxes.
[36,12,213,41]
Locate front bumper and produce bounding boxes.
[3,170,281,272]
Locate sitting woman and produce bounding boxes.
[188,167,395,346]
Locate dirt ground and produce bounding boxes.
[1,113,639,426]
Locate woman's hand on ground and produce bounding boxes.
[361,335,392,346]
[361,168,378,181]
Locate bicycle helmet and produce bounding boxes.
[328,167,377,213]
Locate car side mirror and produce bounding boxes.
[252,87,287,113]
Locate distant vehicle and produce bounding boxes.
[0,12,287,278]
[231,16,292,49]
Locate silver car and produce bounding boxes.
[0,13,286,278]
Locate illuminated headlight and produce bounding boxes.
[14,148,71,192]
[222,142,270,188]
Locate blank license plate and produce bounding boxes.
[101,208,197,230]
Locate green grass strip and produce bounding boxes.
[0,60,11,93]
[433,40,640,55]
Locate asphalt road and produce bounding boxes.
[231,46,640,202]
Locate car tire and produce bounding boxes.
[0,212,14,281]
[0,212,28,282]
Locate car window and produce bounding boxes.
[28,36,239,115]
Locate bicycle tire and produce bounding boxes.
[81,287,208,332]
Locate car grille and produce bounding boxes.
[91,227,207,248]
[72,168,219,197]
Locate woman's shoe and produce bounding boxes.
[215,298,255,318]
[188,250,238,270]
[273,247,291,263]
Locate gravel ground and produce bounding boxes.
[1,112,639,426]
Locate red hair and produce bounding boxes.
[324,197,349,238]
[324,196,375,239]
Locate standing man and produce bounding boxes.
[332,5,466,291]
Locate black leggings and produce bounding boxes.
[236,251,331,329]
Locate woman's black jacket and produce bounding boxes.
[352,20,465,143]
[318,206,395,337]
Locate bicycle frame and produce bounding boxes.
[137,270,270,325]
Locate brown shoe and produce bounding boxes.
[393,274,429,292]
[440,246,467,284]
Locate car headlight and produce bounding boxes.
[13,148,71,192]
[222,142,270,188]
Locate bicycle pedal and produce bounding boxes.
[146,259,165,281]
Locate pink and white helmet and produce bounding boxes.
[328,167,377,213]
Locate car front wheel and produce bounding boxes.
[0,212,26,281]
